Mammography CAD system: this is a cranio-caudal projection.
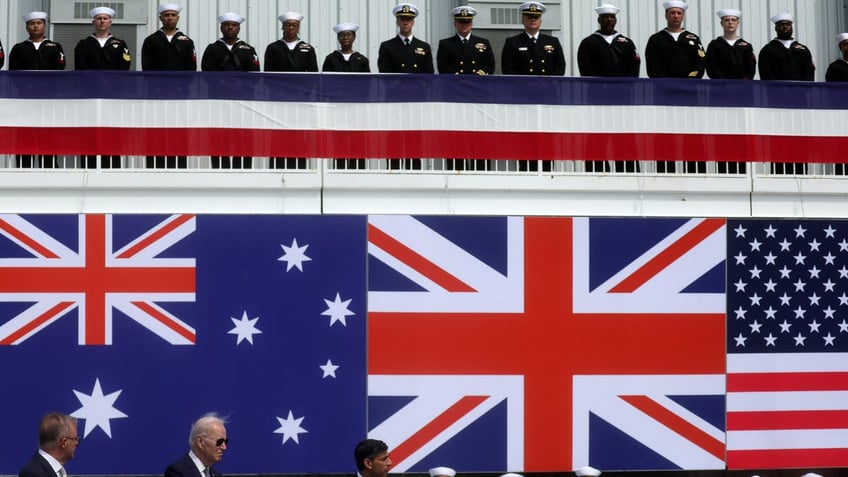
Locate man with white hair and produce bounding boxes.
[577,3,640,77]
[264,11,318,72]
[826,33,848,81]
[164,413,228,477]
[645,1,705,78]
[705,9,756,79]
[758,13,815,81]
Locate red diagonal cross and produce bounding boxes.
[369,217,725,471]
[0,214,195,345]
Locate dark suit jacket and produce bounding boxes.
[377,36,434,73]
[18,452,58,477]
[501,32,565,75]
[437,34,495,74]
[164,453,223,477]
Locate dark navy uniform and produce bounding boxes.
[0,39,5,69]
[378,36,434,73]
[201,40,259,71]
[9,39,65,70]
[437,34,494,74]
[501,33,565,75]
[826,59,848,82]
[758,40,815,81]
[74,35,131,70]
[705,37,756,79]
[322,50,370,72]
[264,40,318,72]
[645,29,705,78]
[577,32,640,77]
[141,30,196,70]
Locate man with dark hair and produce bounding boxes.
[826,33,848,82]
[354,439,391,477]
[18,413,80,477]
[164,413,228,477]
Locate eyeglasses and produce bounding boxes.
[63,436,80,443]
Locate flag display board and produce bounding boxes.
[1,214,847,474]
[1,72,847,161]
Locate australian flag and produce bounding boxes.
[0,214,367,475]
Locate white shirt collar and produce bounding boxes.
[38,449,63,475]
[188,450,207,475]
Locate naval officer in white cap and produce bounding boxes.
[705,9,756,79]
[429,467,456,477]
[758,13,815,81]
[264,11,318,73]
[436,7,495,75]
[74,7,131,71]
[577,4,640,77]
[826,32,848,81]
[575,466,601,477]
[141,4,196,71]
[645,1,705,78]
[377,3,434,74]
[323,23,370,72]
[501,2,565,76]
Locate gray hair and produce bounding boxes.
[188,412,227,446]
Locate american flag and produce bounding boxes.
[367,216,727,472]
[726,220,848,469]
[0,214,366,475]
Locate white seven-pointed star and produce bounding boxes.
[320,359,339,378]
[273,411,308,445]
[321,293,355,326]
[71,378,128,438]
[229,311,263,345]
[278,238,312,272]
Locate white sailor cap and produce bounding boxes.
[519,2,547,14]
[770,13,794,24]
[594,4,620,15]
[575,467,602,477]
[452,6,478,20]
[799,474,823,477]
[429,467,456,477]
[157,4,182,14]
[838,33,848,45]
[333,22,359,34]
[393,3,419,18]
[279,11,304,23]
[662,1,688,11]
[500,473,523,477]
[90,7,116,19]
[716,8,741,19]
[23,11,47,22]
[218,12,245,24]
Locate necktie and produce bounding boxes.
[532,37,537,44]
[58,469,66,477]
[404,38,410,46]
[203,468,211,477]
[462,38,468,45]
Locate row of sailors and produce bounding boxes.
[2,1,847,82]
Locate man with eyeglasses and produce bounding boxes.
[165,413,228,477]
[18,412,79,477]
[354,439,392,477]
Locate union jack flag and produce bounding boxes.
[0,214,196,345]
[366,216,727,472]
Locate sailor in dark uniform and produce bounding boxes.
[645,1,705,79]
[378,3,434,170]
[0,38,4,69]
[501,1,566,76]
[9,11,65,169]
[437,6,495,75]
[826,33,848,82]
[201,12,259,170]
[322,23,370,73]
[378,3,434,74]
[73,7,131,169]
[577,3,640,77]
[758,13,815,81]
[264,11,318,73]
[705,9,756,80]
[141,4,196,169]
[264,11,318,169]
